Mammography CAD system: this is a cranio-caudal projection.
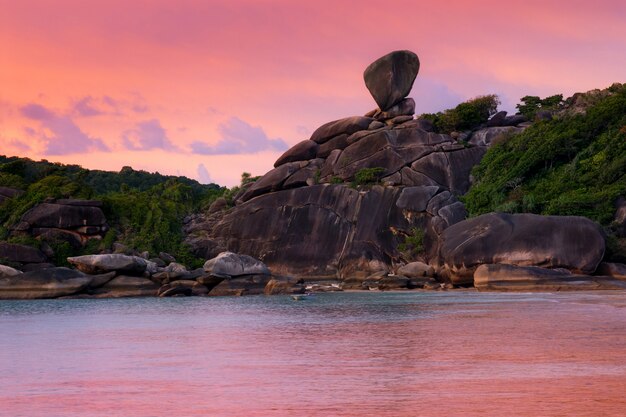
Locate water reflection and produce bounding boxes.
[1,292,626,416]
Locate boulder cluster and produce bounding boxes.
[183,49,626,293]
[0,251,286,299]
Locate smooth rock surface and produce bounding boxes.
[474,264,626,291]
[310,116,373,144]
[440,213,606,285]
[203,252,270,278]
[274,140,319,167]
[364,50,420,111]
[596,262,626,280]
[397,262,435,278]
[67,254,148,275]
[0,267,92,299]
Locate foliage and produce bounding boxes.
[516,94,564,119]
[463,84,626,228]
[354,167,386,185]
[420,95,500,134]
[397,227,424,258]
[0,156,224,265]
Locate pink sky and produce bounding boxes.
[1,0,624,186]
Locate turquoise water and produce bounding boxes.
[1,292,626,416]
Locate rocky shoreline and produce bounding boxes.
[2,50,625,299]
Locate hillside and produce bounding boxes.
[0,157,223,266]
[463,83,626,260]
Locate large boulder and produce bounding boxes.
[596,262,626,280]
[203,252,270,278]
[0,186,23,205]
[91,275,158,297]
[0,267,92,299]
[20,203,106,229]
[0,242,47,264]
[274,140,319,167]
[67,254,148,275]
[310,116,373,144]
[363,50,420,111]
[208,274,272,296]
[0,264,23,277]
[439,213,606,285]
[474,264,626,291]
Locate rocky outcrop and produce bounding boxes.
[0,264,22,277]
[596,262,626,280]
[12,199,108,248]
[474,264,626,291]
[439,213,606,285]
[90,275,158,298]
[397,261,434,278]
[184,50,487,282]
[0,267,93,299]
[0,242,48,268]
[0,186,23,205]
[67,254,148,275]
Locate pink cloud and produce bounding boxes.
[191,117,287,155]
[19,103,110,155]
[122,119,178,151]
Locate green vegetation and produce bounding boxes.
[354,167,386,185]
[397,227,424,258]
[516,94,563,119]
[0,156,224,265]
[463,84,626,231]
[420,95,500,134]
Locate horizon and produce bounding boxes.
[1,0,624,186]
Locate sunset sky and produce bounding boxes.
[1,0,624,186]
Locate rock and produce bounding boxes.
[159,252,176,263]
[92,275,158,297]
[145,260,159,275]
[0,242,47,264]
[196,274,227,291]
[238,162,302,203]
[208,198,229,214]
[413,118,434,132]
[317,134,349,158]
[0,186,23,198]
[469,126,520,147]
[165,262,188,274]
[32,228,84,249]
[502,115,528,126]
[208,274,271,296]
[0,267,92,299]
[376,98,416,120]
[310,116,374,144]
[55,199,103,207]
[203,252,270,278]
[157,280,205,297]
[486,111,508,127]
[264,277,304,295]
[397,262,435,278]
[388,115,414,125]
[20,203,106,229]
[596,262,626,280]
[614,197,626,237]
[86,271,116,289]
[368,121,385,130]
[0,264,22,277]
[274,140,319,167]
[396,186,441,212]
[67,254,148,275]
[440,213,606,285]
[113,242,128,254]
[149,257,166,267]
[20,263,55,272]
[367,275,410,291]
[364,50,420,111]
[474,264,626,291]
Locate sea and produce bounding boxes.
[1,291,626,417]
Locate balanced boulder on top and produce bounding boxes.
[364,50,420,111]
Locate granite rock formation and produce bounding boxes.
[439,213,606,285]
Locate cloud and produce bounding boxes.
[191,117,288,155]
[9,140,31,152]
[122,119,178,151]
[19,103,110,155]
[196,163,213,184]
[72,96,106,116]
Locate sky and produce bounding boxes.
[1,0,624,186]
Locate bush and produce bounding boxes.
[421,95,500,134]
[397,227,424,258]
[516,94,563,119]
[354,167,386,185]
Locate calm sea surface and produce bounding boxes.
[1,291,626,417]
